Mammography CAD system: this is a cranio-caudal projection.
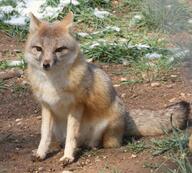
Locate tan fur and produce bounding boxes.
[25,12,190,165]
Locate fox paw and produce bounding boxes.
[60,156,75,167]
[31,149,46,162]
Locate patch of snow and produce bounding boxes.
[89,43,100,48]
[136,44,150,49]
[106,26,120,32]
[188,19,192,24]
[91,26,120,35]
[166,5,172,9]
[4,16,26,25]
[0,6,14,13]
[145,53,162,59]
[0,13,3,19]
[77,32,89,37]
[133,15,142,20]
[94,8,110,18]
[130,14,143,25]
[71,0,79,5]
[2,0,79,26]
[7,60,25,67]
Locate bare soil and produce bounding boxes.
[1,31,192,173]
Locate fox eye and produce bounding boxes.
[55,46,67,53]
[33,46,42,52]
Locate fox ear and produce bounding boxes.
[61,11,74,30]
[29,12,41,33]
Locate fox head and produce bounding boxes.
[25,12,79,71]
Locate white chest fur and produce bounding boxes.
[29,68,75,117]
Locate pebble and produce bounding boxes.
[0,69,22,80]
[38,167,44,171]
[180,92,186,97]
[121,93,126,98]
[170,74,178,78]
[150,82,160,87]
[166,84,174,88]
[131,154,137,158]
[113,84,121,88]
[169,98,177,103]
[120,77,127,81]
[15,118,22,122]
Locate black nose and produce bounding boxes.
[43,63,50,70]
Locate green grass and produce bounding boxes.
[12,84,28,93]
[151,129,189,156]
[99,164,122,173]
[125,139,148,154]
[0,22,28,40]
[0,80,7,92]
[141,0,191,33]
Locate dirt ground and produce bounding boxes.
[1,31,192,173]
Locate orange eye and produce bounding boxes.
[55,46,67,53]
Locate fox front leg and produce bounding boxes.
[32,105,54,161]
[59,106,83,166]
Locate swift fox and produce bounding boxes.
[25,12,190,166]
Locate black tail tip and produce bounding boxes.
[167,100,190,115]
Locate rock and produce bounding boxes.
[85,159,91,164]
[166,84,174,88]
[120,77,127,81]
[180,92,186,97]
[62,171,73,173]
[151,82,160,87]
[113,84,120,88]
[36,116,41,120]
[0,69,22,80]
[21,80,28,85]
[170,74,178,78]
[86,58,94,63]
[15,118,22,122]
[38,167,44,171]
[121,93,126,98]
[169,98,177,103]
[131,154,137,158]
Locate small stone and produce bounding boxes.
[170,74,178,78]
[85,159,91,164]
[21,80,28,85]
[120,77,127,81]
[122,58,129,65]
[113,84,120,88]
[81,161,85,166]
[151,82,160,87]
[166,84,174,88]
[169,98,177,103]
[17,122,22,125]
[180,92,186,97]
[131,154,137,158]
[36,116,41,120]
[62,171,73,173]
[38,167,44,171]
[86,58,94,63]
[15,118,22,122]
[121,93,126,98]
